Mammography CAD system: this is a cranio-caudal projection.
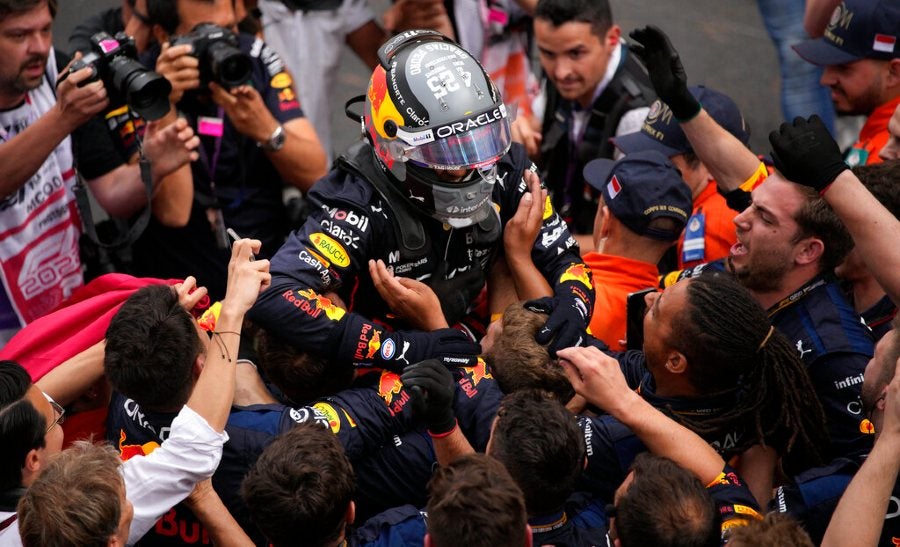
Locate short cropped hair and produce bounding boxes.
[427,453,527,547]
[724,513,814,547]
[489,389,585,515]
[0,0,56,21]
[484,303,574,402]
[791,185,853,275]
[104,284,203,412]
[616,453,720,547]
[241,420,354,547]
[18,442,123,547]
[854,160,900,219]
[535,0,613,37]
[0,361,44,491]
[256,329,354,405]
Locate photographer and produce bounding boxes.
[126,0,327,299]
[0,0,195,343]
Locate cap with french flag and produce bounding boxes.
[582,150,692,242]
[793,0,900,65]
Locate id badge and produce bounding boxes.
[844,147,869,167]
[682,212,706,263]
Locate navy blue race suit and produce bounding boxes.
[248,142,595,370]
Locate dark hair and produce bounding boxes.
[241,421,354,547]
[616,453,720,547]
[146,0,179,35]
[853,160,900,219]
[484,303,575,402]
[535,0,612,37]
[256,329,354,405]
[724,512,814,547]
[0,361,45,491]
[18,442,123,547]
[489,389,585,515]
[0,0,56,21]
[791,185,853,274]
[427,453,527,547]
[666,274,828,471]
[104,284,203,412]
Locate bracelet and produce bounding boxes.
[211,330,241,363]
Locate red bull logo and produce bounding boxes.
[297,289,346,321]
[354,324,375,361]
[366,330,382,359]
[367,66,404,141]
[458,357,494,398]
[118,430,160,461]
[559,263,593,290]
[376,370,412,415]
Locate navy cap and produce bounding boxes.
[582,150,692,242]
[612,86,750,157]
[794,0,900,65]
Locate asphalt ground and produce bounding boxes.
[53,0,785,156]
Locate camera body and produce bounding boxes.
[170,24,252,89]
[70,31,171,121]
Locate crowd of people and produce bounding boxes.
[0,0,899,545]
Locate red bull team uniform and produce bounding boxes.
[248,143,594,371]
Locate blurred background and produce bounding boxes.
[53,0,785,156]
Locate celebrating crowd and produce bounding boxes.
[1,0,899,545]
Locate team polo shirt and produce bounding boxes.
[677,180,738,269]
[584,253,659,352]
[845,96,900,167]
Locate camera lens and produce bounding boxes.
[109,56,172,121]
[206,41,252,88]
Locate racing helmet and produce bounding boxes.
[364,30,512,228]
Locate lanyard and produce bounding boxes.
[196,107,226,203]
[767,277,827,318]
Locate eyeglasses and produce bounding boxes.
[42,392,66,434]
[605,503,617,547]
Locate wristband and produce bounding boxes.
[428,419,459,439]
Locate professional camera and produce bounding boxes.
[69,31,171,121]
[170,24,252,89]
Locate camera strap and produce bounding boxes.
[75,158,153,250]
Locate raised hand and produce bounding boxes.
[629,25,699,120]
[768,115,848,193]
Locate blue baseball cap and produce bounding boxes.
[583,150,692,242]
[794,0,900,65]
[612,86,750,158]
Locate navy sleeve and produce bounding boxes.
[806,351,875,460]
[577,414,646,502]
[246,35,304,121]
[707,465,763,542]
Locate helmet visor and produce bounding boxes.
[396,105,512,170]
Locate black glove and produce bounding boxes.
[525,287,591,357]
[400,359,457,435]
[769,115,848,193]
[629,25,700,121]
